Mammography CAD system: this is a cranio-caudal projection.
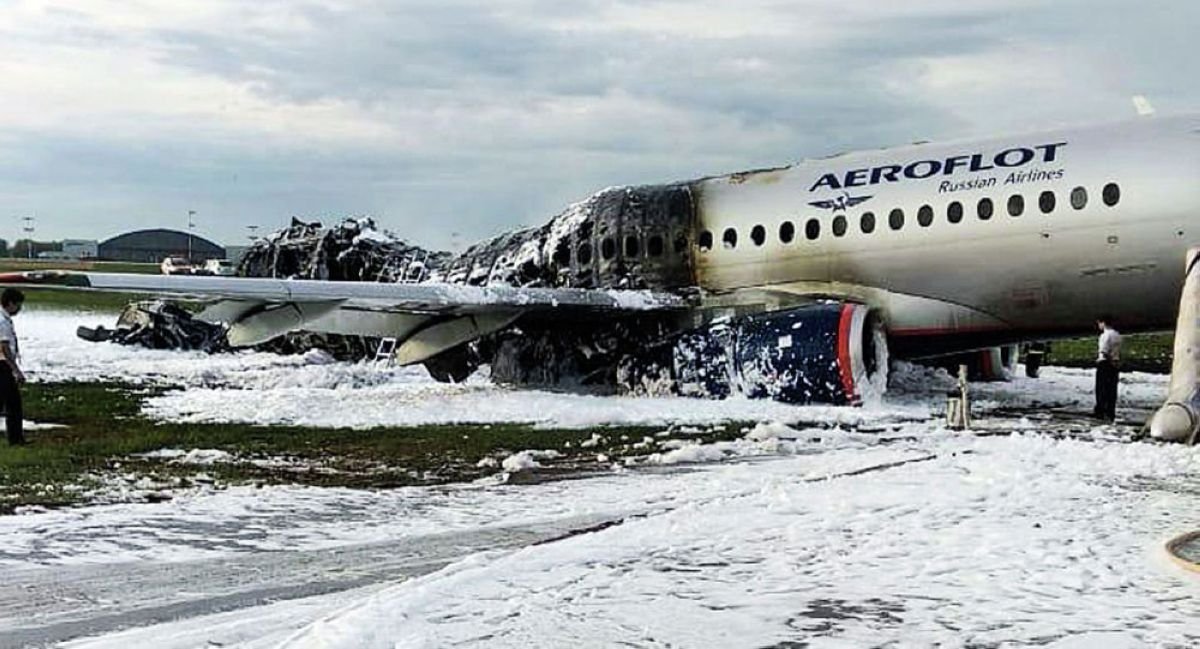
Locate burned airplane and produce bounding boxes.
[6,113,1200,406]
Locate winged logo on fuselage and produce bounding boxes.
[808,192,873,212]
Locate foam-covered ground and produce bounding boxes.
[21,309,1162,429]
[30,431,1200,649]
[272,435,1200,649]
[3,309,1197,648]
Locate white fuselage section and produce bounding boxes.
[691,115,1200,351]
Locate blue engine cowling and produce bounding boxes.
[622,302,888,405]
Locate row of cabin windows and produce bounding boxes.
[564,232,690,267]
[696,183,1121,251]
[553,183,1122,265]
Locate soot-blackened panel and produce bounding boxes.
[442,183,696,291]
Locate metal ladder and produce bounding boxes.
[376,255,402,283]
[374,337,398,365]
[400,251,430,283]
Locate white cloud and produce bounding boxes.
[0,1,402,148]
[883,43,1114,131]
[0,0,1194,247]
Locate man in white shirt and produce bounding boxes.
[1093,315,1122,422]
[0,288,25,445]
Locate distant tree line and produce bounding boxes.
[5,239,64,258]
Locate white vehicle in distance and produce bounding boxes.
[160,257,193,275]
[203,259,236,276]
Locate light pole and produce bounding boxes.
[20,216,34,260]
[187,210,196,261]
[247,224,259,241]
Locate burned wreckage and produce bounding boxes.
[434,184,884,403]
[82,184,887,406]
[80,218,451,361]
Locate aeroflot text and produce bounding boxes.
[809,142,1068,192]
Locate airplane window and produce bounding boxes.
[723,228,738,249]
[833,215,847,237]
[624,235,640,257]
[698,231,713,251]
[977,198,994,220]
[947,201,963,224]
[806,218,820,240]
[1039,191,1056,214]
[577,242,593,265]
[1007,195,1024,217]
[1103,183,1120,206]
[553,242,571,266]
[751,225,766,246]
[647,235,664,257]
[917,205,933,227]
[1071,187,1088,210]
[861,212,876,233]
[674,233,688,253]
[889,208,904,230]
[602,237,616,260]
[779,221,795,243]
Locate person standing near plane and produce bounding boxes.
[1094,315,1122,422]
[0,288,26,445]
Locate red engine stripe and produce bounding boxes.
[837,305,857,403]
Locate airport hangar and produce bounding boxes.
[97,229,226,263]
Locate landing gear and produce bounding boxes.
[1024,342,1048,378]
[923,347,1014,382]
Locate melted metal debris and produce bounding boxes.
[86,182,699,370]
[79,300,382,361]
[238,217,453,283]
[77,301,228,352]
[84,218,453,359]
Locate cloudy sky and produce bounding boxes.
[0,0,1196,249]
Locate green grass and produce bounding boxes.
[21,288,151,312]
[0,259,159,274]
[0,381,747,512]
[0,259,159,311]
[1044,332,1174,373]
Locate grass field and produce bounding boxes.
[0,381,749,512]
[0,260,159,311]
[20,288,153,311]
[1043,332,1174,373]
[0,259,159,274]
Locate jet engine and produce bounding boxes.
[622,303,888,405]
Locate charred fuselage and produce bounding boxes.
[438,183,698,291]
[429,183,884,404]
[432,184,701,394]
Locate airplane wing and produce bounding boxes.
[0,271,688,364]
